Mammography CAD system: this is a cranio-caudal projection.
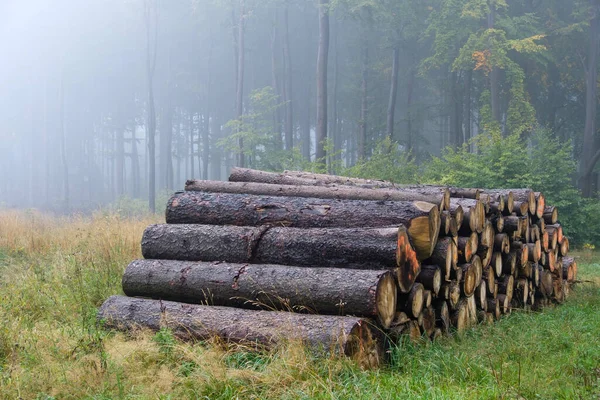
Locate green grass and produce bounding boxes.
[0,210,598,399]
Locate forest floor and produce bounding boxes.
[0,210,599,399]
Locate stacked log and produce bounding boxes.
[98,167,578,365]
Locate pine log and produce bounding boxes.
[491,252,503,277]
[440,211,459,237]
[457,233,478,263]
[536,218,546,234]
[552,277,565,304]
[498,275,515,300]
[98,296,383,366]
[450,300,469,332]
[513,201,529,217]
[559,237,569,257]
[487,298,501,320]
[547,226,559,250]
[503,216,521,234]
[398,283,424,318]
[480,190,514,214]
[122,259,398,328]
[494,233,510,254]
[491,214,504,233]
[509,189,536,215]
[425,237,455,280]
[448,204,465,232]
[543,250,557,272]
[186,179,448,211]
[562,257,576,282]
[546,224,563,244]
[419,306,436,337]
[450,265,463,282]
[511,241,529,267]
[531,263,541,287]
[543,206,558,225]
[513,279,529,307]
[527,241,542,263]
[539,270,554,298]
[451,198,484,234]
[475,281,488,312]
[441,281,461,310]
[497,294,512,314]
[534,192,546,219]
[142,224,420,293]
[416,265,442,295]
[166,191,440,261]
[433,299,450,334]
[423,290,433,308]
[459,261,477,297]
[471,254,483,288]
[502,251,517,276]
[530,225,540,243]
[541,230,549,252]
[482,263,496,296]
[467,295,478,326]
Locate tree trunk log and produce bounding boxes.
[228,168,451,210]
[425,237,455,280]
[543,206,558,225]
[397,283,424,318]
[98,295,383,367]
[450,198,484,233]
[141,224,420,293]
[416,265,441,295]
[122,259,398,328]
[186,179,447,210]
[166,191,440,260]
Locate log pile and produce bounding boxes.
[98,168,578,366]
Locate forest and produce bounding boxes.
[1,0,600,244]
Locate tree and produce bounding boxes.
[315,0,330,164]
[144,0,158,213]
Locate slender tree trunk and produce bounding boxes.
[131,126,140,198]
[235,0,246,167]
[407,68,415,154]
[387,45,399,143]
[189,110,194,179]
[331,16,340,169]
[315,0,329,163]
[116,127,125,197]
[59,75,69,211]
[144,0,158,213]
[358,44,368,160]
[464,69,472,147]
[581,0,599,197]
[270,21,283,150]
[283,1,294,151]
[488,6,501,127]
[43,77,50,206]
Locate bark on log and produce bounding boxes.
[457,233,478,263]
[450,198,484,233]
[559,237,569,257]
[509,189,536,215]
[562,257,576,282]
[441,281,461,310]
[535,192,545,219]
[419,306,436,337]
[425,237,454,280]
[142,224,420,293]
[498,275,515,300]
[494,233,510,254]
[440,211,458,237]
[227,168,451,211]
[433,299,450,334]
[482,263,496,296]
[450,300,469,332]
[497,294,512,314]
[527,241,542,263]
[122,259,398,328]
[502,251,517,276]
[491,252,503,278]
[543,206,558,225]
[166,191,440,260]
[459,261,477,297]
[475,281,488,312]
[513,201,529,217]
[480,190,514,214]
[448,205,464,232]
[546,224,563,243]
[98,296,383,366]
[491,214,504,233]
[503,216,521,234]
[186,179,447,210]
[487,298,501,320]
[416,265,441,295]
[397,283,424,318]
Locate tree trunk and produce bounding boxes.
[315,0,329,163]
[122,259,397,328]
[186,179,446,207]
[141,223,420,292]
[59,75,69,211]
[386,45,399,142]
[165,191,440,260]
[116,128,125,197]
[270,20,283,151]
[144,0,158,213]
[99,295,383,367]
[236,0,246,167]
[358,44,368,159]
[581,0,599,196]
[282,1,294,151]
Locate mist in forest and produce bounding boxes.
[0,0,598,212]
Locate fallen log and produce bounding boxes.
[165,191,440,260]
[122,259,398,328]
[98,296,383,367]
[185,179,448,211]
[141,224,420,293]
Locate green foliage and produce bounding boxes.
[424,128,600,246]
[342,137,418,184]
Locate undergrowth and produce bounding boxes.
[0,210,598,399]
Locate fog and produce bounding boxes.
[0,1,593,212]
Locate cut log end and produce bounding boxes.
[396,226,421,293]
[376,272,398,329]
